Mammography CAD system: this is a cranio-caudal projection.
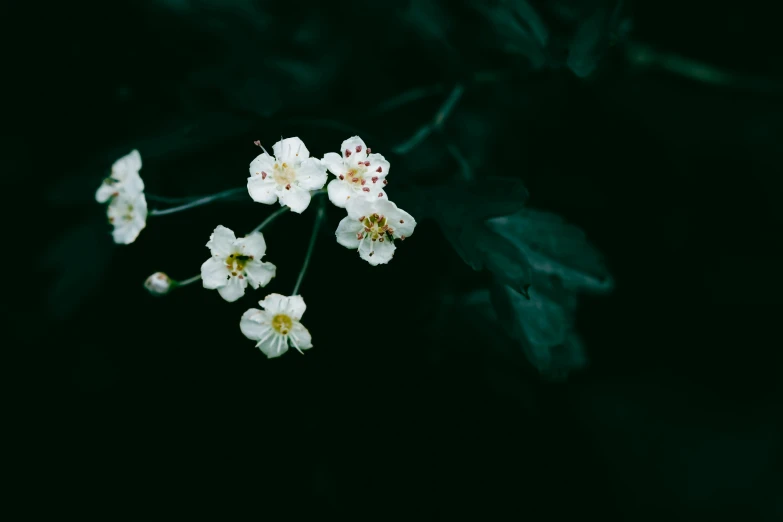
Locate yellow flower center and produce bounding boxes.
[271,314,293,335]
[272,162,297,186]
[225,252,252,277]
[360,213,395,241]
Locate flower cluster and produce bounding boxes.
[95,150,148,245]
[98,136,416,359]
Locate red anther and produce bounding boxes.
[345,149,352,157]
[358,216,365,222]
[366,148,371,153]
[399,219,404,223]
[238,275,244,279]
[357,233,363,240]
[363,187,370,192]
[364,227,371,232]
[261,171,267,179]
[356,145,362,152]
[253,140,261,147]
[361,179,366,185]
[401,235,406,240]
[339,175,344,180]
[285,184,291,190]
[383,179,388,185]
[372,213,379,219]
[378,193,383,197]
[371,176,378,183]
[112,192,119,197]
[351,177,359,183]
[364,161,370,167]
[376,167,382,173]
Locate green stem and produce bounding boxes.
[149,187,246,216]
[292,198,326,296]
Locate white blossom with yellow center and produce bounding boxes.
[335,198,416,266]
[107,191,147,245]
[322,136,391,208]
[247,137,328,214]
[201,225,277,302]
[240,294,313,358]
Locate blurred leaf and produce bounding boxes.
[487,209,613,294]
[566,1,632,78]
[472,0,549,69]
[45,218,115,324]
[433,176,530,222]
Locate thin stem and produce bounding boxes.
[175,274,202,287]
[292,198,326,296]
[444,140,473,181]
[251,206,289,234]
[149,187,246,216]
[392,83,464,155]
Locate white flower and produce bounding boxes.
[322,136,391,208]
[240,293,313,358]
[247,137,328,213]
[335,198,416,266]
[200,225,277,302]
[96,149,144,203]
[144,272,172,296]
[107,191,148,244]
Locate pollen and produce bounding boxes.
[271,314,293,335]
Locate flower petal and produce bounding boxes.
[201,257,230,289]
[249,152,275,177]
[358,237,396,265]
[327,179,354,208]
[121,170,145,197]
[322,152,348,177]
[238,232,267,258]
[245,261,276,289]
[257,333,288,359]
[366,153,390,179]
[113,149,142,175]
[206,225,236,257]
[259,293,287,314]
[345,197,376,220]
[273,137,309,163]
[285,295,307,320]
[387,206,416,238]
[278,184,311,213]
[247,177,279,205]
[296,158,328,190]
[335,216,363,249]
[107,193,147,244]
[95,183,116,203]
[289,322,313,350]
[240,308,272,341]
[341,136,368,166]
[217,275,247,302]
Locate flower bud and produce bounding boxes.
[144,272,172,296]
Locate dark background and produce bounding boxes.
[20,0,782,519]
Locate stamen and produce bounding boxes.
[339,175,344,180]
[362,187,370,192]
[378,193,383,197]
[361,179,366,185]
[383,180,388,185]
[261,171,267,179]
[378,237,384,242]
[253,140,261,147]
[358,216,365,222]
[366,148,371,153]
[357,232,364,239]
[285,184,291,190]
[352,177,359,183]
[399,219,404,223]
[376,166,382,173]
[363,161,370,167]
[356,145,362,152]
[345,149,352,157]
[371,176,378,183]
